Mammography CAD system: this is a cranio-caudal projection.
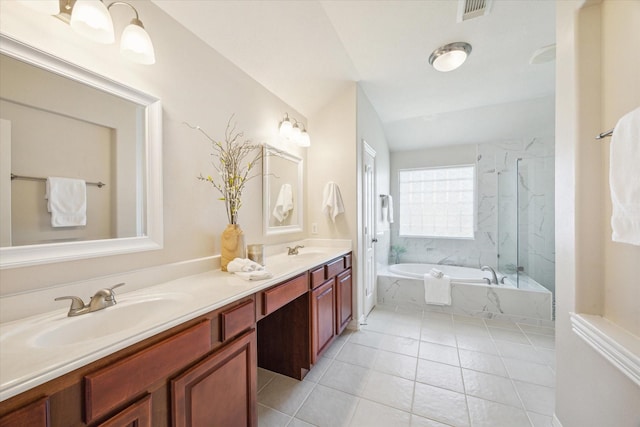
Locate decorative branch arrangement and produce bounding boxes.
[187,115,263,225]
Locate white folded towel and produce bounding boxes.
[45,177,87,227]
[387,195,394,223]
[424,273,451,306]
[234,270,273,281]
[430,268,444,279]
[226,258,265,273]
[610,107,640,246]
[272,183,293,222]
[322,181,345,222]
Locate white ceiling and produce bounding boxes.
[152,0,556,151]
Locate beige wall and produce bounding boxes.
[0,0,306,296]
[555,1,640,426]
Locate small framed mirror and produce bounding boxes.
[0,35,163,268]
[263,146,303,235]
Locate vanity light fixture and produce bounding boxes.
[278,113,311,147]
[25,0,156,65]
[428,42,472,72]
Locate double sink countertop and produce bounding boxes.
[0,246,351,402]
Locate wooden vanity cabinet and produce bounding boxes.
[309,253,353,363]
[0,297,256,427]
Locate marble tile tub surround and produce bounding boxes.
[0,238,352,323]
[377,270,553,322]
[257,304,556,427]
[390,137,555,295]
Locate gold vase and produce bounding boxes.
[221,224,246,271]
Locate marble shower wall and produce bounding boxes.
[390,137,555,294]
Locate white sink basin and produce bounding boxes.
[1,292,193,349]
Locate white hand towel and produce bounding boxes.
[387,195,394,223]
[234,270,273,281]
[227,258,264,273]
[424,273,451,306]
[322,182,345,222]
[610,107,640,246]
[45,177,87,227]
[272,183,294,222]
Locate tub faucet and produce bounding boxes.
[55,283,125,317]
[481,266,499,285]
[287,245,304,255]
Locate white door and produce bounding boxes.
[363,142,376,316]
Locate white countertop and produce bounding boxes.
[0,246,350,402]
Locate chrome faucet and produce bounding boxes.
[287,245,304,255]
[481,266,499,285]
[55,283,125,317]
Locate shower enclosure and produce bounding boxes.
[498,156,555,295]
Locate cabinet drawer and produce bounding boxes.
[325,257,345,279]
[263,274,308,315]
[310,267,325,289]
[84,321,211,424]
[0,397,49,427]
[221,299,255,341]
[344,253,352,269]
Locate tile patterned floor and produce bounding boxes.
[257,305,556,427]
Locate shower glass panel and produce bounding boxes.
[516,156,556,294]
[497,166,519,287]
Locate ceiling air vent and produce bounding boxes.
[457,0,493,22]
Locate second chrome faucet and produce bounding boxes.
[55,283,125,317]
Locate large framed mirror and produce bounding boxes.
[263,146,303,235]
[0,35,163,268]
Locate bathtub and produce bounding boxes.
[378,263,552,321]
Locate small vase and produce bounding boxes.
[221,224,246,271]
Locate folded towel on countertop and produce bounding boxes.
[424,272,451,306]
[610,107,640,246]
[234,270,273,281]
[227,258,264,273]
[45,177,87,227]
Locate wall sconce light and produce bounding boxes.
[22,0,156,65]
[428,42,472,72]
[279,113,311,147]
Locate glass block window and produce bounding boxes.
[398,165,475,239]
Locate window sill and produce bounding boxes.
[570,312,640,387]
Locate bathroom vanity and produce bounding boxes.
[0,249,352,427]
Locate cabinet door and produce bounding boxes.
[310,279,336,363]
[172,329,257,427]
[336,269,353,335]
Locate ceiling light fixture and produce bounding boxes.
[24,0,156,65]
[429,42,472,72]
[278,113,311,147]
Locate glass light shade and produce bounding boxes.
[291,123,301,143]
[70,0,115,44]
[19,0,60,15]
[432,50,468,72]
[429,42,472,72]
[120,22,156,65]
[298,130,311,147]
[279,117,293,137]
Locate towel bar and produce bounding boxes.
[596,128,614,140]
[10,173,106,188]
